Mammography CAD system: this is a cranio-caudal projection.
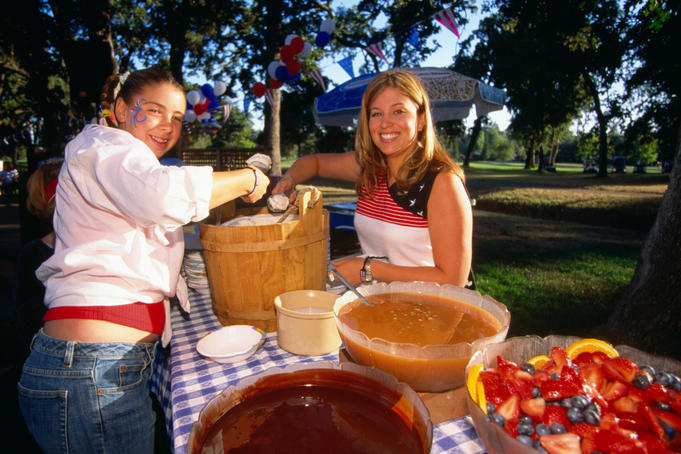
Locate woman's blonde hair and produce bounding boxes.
[354,68,464,196]
[26,158,63,219]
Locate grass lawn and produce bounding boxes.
[295,159,667,338]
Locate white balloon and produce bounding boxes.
[187,90,201,106]
[213,81,226,96]
[198,112,211,121]
[268,60,283,79]
[299,41,313,58]
[284,34,298,45]
[184,110,197,122]
[320,18,335,34]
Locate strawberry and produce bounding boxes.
[638,402,667,442]
[602,380,629,402]
[612,396,639,415]
[670,389,681,415]
[569,422,599,440]
[652,407,681,432]
[617,412,651,432]
[545,346,571,375]
[603,357,639,384]
[594,428,646,454]
[579,363,606,392]
[496,394,521,423]
[543,405,571,428]
[480,371,511,406]
[580,437,597,454]
[645,383,670,404]
[539,433,581,454]
[573,351,594,367]
[627,386,653,404]
[520,397,546,420]
[591,351,612,364]
[637,431,676,454]
[542,379,581,401]
[507,370,535,399]
[533,368,552,386]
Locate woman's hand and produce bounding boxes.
[241,167,270,203]
[330,256,365,286]
[271,174,297,203]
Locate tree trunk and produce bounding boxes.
[264,89,282,174]
[463,117,482,167]
[584,73,609,178]
[537,143,545,173]
[525,139,535,169]
[604,122,681,360]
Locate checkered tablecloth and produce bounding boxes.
[150,291,487,454]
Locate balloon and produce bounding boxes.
[287,72,301,83]
[187,90,201,106]
[268,60,282,79]
[280,44,295,63]
[207,99,221,111]
[213,81,226,96]
[275,65,290,82]
[197,112,211,121]
[194,102,207,115]
[320,18,336,34]
[290,36,305,54]
[315,31,330,47]
[299,41,313,58]
[184,110,197,123]
[284,34,298,46]
[201,83,214,98]
[285,58,301,76]
[252,82,267,98]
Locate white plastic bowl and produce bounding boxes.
[196,325,265,364]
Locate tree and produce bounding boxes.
[604,1,681,359]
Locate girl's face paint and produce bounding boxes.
[115,82,186,158]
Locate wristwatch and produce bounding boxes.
[361,256,387,283]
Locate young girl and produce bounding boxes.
[273,69,472,287]
[17,68,269,453]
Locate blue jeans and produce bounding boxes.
[17,330,157,454]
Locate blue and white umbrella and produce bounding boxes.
[313,67,506,127]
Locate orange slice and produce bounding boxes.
[527,354,552,369]
[476,380,487,413]
[566,338,619,360]
[467,363,484,403]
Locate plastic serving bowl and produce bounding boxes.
[333,281,511,392]
[464,335,681,454]
[196,325,265,364]
[274,290,342,356]
[186,361,433,454]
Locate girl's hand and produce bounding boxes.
[330,256,365,286]
[271,175,297,203]
[241,167,270,203]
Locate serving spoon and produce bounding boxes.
[327,263,372,306]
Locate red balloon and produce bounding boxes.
[269,78,284,89]
[252,82,267,98]
[279,45,295,63]
[290,36,305,54]
[285,58,301,76]
[194,99,210,115]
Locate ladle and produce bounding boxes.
[327,264,372,306]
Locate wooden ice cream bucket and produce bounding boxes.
[199,191,328,331]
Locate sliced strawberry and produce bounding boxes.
[590,351,612,364]
[617,412,651,432]
[540,433,581,454]
[573,351,594,367]
[507,370,536,399]
[580,363,606,392]
[580,437,597,454]
[603,357,639,384]
[545,346,571,375]
[480,370,511,406]
[533,368,552,386]
[612,396,639,415]
[638,402,667,442]
[627,386,653,404]
[602,380,629,402]
[542,379,581,401]
[637,431,676,454]
[496,394,521,423]
[645,383,670,404]
[670,389,681,415]
[594,428,645,454]
[542,405,571,428]
[569,422,599,440]
[652,407,681,432]
[496,355,520,380]
[503,418,519,437]
[520,397,546,420]
[599,411,621,430]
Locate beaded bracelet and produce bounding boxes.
[243,166,258,198]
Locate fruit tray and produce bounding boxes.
[464,335,681,453]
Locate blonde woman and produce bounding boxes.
[273,68,472,287]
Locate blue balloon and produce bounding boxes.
[207,100,221,111]
[287,72,301,83]
[315,31,330,47]
[275,66,290,82]
[201,83,214,98]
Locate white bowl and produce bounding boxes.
[196,325,265,364]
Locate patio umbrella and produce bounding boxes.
[313,67,506,127]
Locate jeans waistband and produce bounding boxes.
[31,329,157,360]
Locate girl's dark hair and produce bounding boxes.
[100,68,184,126]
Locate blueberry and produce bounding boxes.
[584,408,600,425]
[535,423,551,436]
[489,412,505,427]
[517,422,534,436]
[532,386,542,398]
[672,375,681,392]
[560,397,573,408]
[534,442,549,454]
[657,402,672,412]
[522,363,535,374]
[571,395,590,409]
[519,415,533,425]
[640,365,656,376]
[550,373,560,380]
[659,420,676,440]
[549,423,567,434]
[516,434,533,446]
[567,407,585,424]
[655,371,673,387]
[572,363,580,374]
[586,401,602,417]
[633,373,651,389]
[486,401,496,414]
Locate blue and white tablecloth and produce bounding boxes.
[150,291,487,454]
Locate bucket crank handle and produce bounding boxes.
[328,263,372,306]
